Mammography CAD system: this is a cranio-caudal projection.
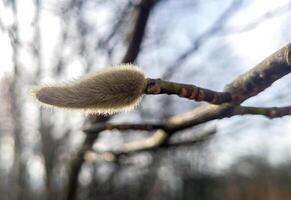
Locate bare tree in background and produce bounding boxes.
[1,0,291,200]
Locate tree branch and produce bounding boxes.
[84,123,166,134]
[232,105,291,119]
[122,0,156,63]
[225,43,291,103]
[64,0,157,199]
[145,78,232,104]
[64,134,99,200]
[84,127,216,163]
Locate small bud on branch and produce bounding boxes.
[33,64,233,114]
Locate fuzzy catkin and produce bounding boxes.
[33,64,146,114]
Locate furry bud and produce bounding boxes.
[33,64,146,114]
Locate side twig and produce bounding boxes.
[84,127,217,163]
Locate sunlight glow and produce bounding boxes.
[226,0,291,65]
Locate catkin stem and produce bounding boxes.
[144,78,232,105]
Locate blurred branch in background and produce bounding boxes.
[122,0,156,63]
[162,0,244,80]
[64,0,157,199]
[221,1,291,35]
[7,0,28,199]
[84,127,216,163]
[1,0,291,200]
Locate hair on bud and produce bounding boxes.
[32,64,146,114]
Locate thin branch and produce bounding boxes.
[84,128,216,163]
[122,0,156,63]
[98,1,133,48]
[64,134,99,200]
[84,123,166,134]
[232,105,291,119]
[120,129,168,153]
[145,78,232,104]
[167,104,233,132]
[162,0,243,79]
[221,2,291,35]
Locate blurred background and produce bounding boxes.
[1,0,291,199]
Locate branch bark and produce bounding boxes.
[232,105,291,119]
[225,43,291,103]
[145,78,232,104]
